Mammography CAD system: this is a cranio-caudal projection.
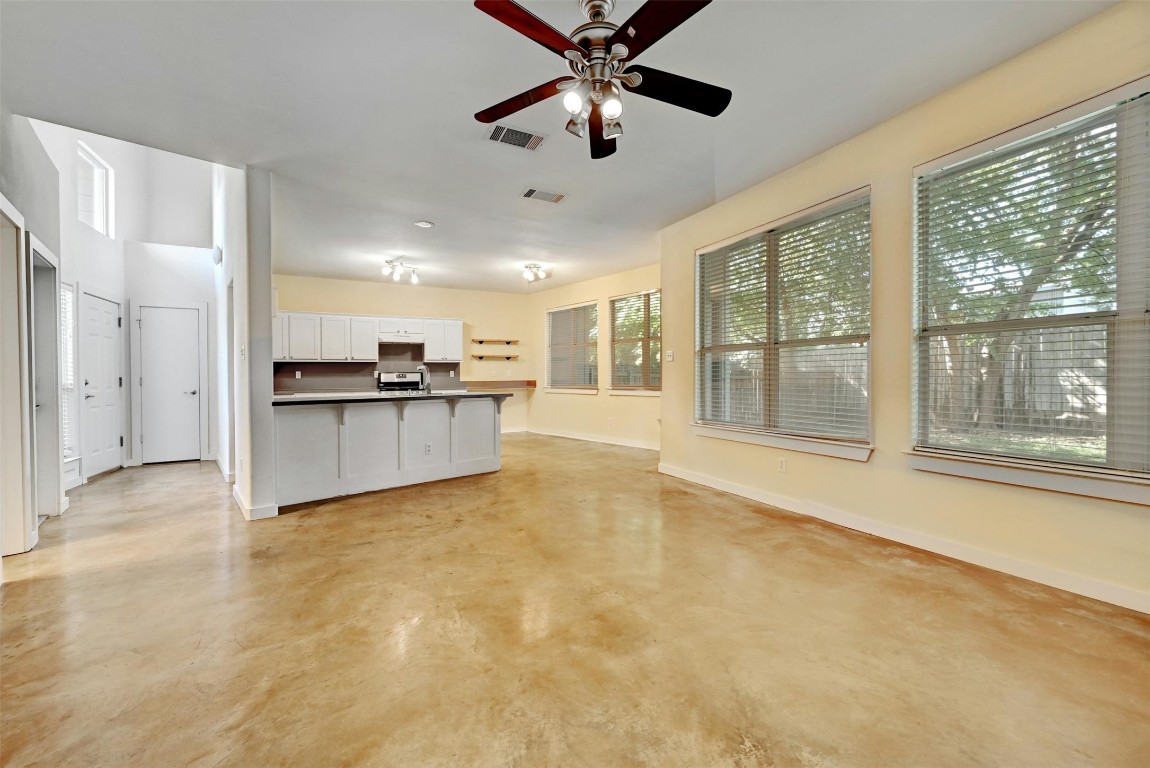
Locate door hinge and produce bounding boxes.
[119,376,123,388]
[120,436,124,447]
[118,317,122,328]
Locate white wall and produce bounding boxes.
[212,164,247,487]
[146,149,212,248]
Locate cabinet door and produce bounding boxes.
[320,316,350,360]
[350,317,379,361]
[443,320,464,362]
[378,317,402,336]
[272,315,287,361]
[423,320,445,361]
[287,314,320,360]
[401,319,425,337]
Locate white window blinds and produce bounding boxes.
[913,93,1150,474]
[60,283,77,459]
[611,291,661,389]
[696,197,871,441]
[548,303,598,388]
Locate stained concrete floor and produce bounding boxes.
[2,434,1148,767]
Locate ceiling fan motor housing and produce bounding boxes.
[579,0,615,23]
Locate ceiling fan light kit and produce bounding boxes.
[382,258,421,285]
[474,0,732,159]
[522,264,549,282]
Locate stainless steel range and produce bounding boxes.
[378,371,424,395]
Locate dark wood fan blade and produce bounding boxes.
[475,77,570,123]
[622,65,731,117]
[589,101,616,159]
[607,0,711,62]
[475,0,589,59]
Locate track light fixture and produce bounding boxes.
[522,264,549,282]
[382,258,421,285]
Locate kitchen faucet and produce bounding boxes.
[416,364,431,394]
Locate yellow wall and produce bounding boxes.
[273,274,533,430]
[658,2,1150,602]
[525,262,662,450]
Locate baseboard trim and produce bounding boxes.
[501,426,528,434]
[528,428,659,452]
[215,457,234,483]
[657,462,1150,614]
[231,486,278,521]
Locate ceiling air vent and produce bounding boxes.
[487,125,544,151]
[523,188,565,204]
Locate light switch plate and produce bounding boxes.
[666,350,674,362]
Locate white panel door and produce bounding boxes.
[79,293,121,477]
[141,306,200,463]
[444,320,464,362]
[349,317,379,361]
[320,316,350,360]
[288,314,320,359]
[423,320,445,361]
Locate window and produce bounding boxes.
[696,196,871,442]
[77,141,112,237]
[60,283,78,459]
[611,291,661,390]
[547,303,598,388]
[913,94,1149,475]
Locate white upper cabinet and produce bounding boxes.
[275,313,458,362]
[349,317,379,361]
[287,314,320,360]
[423,320,445,361]
[443,320,463,362]
[320,316,350,360]
[272,315,287,361]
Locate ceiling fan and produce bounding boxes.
[474,0,732,159]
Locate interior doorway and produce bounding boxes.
[27,235,62,526]
[139,305,204,463]
[79,291,122,479]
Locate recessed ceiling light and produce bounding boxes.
[414,220,435,228]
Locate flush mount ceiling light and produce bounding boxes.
[382,258,421,285]
[414,220,435,228]
[474,0,732,159]
[522,263,549,282]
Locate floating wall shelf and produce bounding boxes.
[472,354,520,361]
[472,338,519,345]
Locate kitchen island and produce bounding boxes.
[273,391,511,506]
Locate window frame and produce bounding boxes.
[909,79,1150,495]
[546,300,599,391]
[693,188,873,455]
[609,289,661,391]
[59,282,78,460]
[76,140,114,238]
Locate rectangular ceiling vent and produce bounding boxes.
[523,188,566,204]
[487,125,544,151]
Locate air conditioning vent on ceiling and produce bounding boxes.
[487,124,544,151]
[523,188,565,204]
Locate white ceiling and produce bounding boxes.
[0,0,1114,292]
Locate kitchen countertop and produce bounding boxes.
[272,390,512,406]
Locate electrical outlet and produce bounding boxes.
[424,443,432,455]
[449,370,455,378]
[295,370,302,379]
[666,350,674,362]
[778,458,787,473]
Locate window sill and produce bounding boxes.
[544,387,599,395]
[907,449,1149,506]
[608,389,661,397]
[692,424,873,461]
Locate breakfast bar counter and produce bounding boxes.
[273,391,511,506]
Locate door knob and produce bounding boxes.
[84,394,95,400]
[185,389,198,395]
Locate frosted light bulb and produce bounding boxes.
[393,269,402,281]
[562,90,583,115]
[410,271,419,285]
[602,96,622,120]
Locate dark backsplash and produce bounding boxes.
[273,343,463,393]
